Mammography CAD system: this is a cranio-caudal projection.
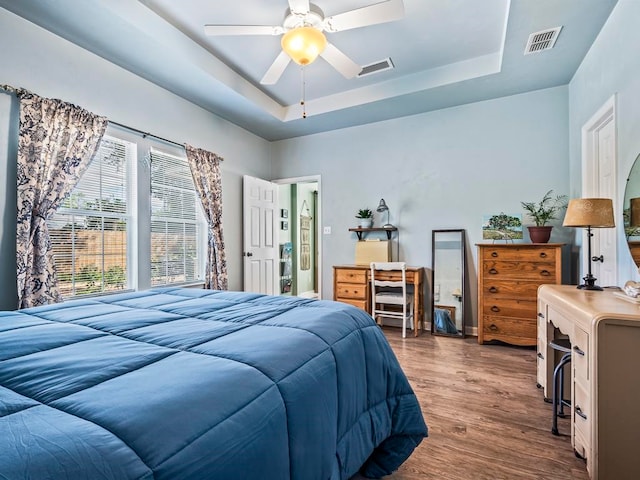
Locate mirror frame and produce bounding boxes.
[624,152,640,269]
[430,229,466,338]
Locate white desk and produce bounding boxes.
[537,285,640,480]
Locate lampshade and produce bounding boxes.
[630,197,640,227]
[376,199,389,213]
[281,26,327,66]
[562,198,615,228]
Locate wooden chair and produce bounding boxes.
[370,262,414,338]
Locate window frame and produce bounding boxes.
[49,126,207,301]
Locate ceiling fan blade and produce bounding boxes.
[260,51,292,85]
[323,0,405,32]
[320,43,362,79]
[204,25,283,36]
[288,0,310,15]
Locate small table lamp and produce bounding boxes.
[376,198,393,228]
[563,198,615,290]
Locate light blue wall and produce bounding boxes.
[569,0,640,284]
[0,9,272,308]
[272,86,571,326]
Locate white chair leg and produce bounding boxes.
[410,301,415,332]
[402,303,407,338]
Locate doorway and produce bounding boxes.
[274,176,321,299]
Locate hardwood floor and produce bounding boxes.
[375,329,590,480]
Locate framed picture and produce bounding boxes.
[482,212,523,241]
[281,209,288,219]
[281,221,288,230]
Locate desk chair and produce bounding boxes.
[370,262,414,338]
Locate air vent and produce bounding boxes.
[524,26,562,55]
[358,58,394,77]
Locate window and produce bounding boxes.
[49,136,136,297]
[49,131,206,300]
[150,148,206,286]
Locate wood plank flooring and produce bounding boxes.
[372,329,590,480]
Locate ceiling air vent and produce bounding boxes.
[358,58,394,77]
[524,26,562,55]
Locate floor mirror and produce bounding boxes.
[431,229,466,337]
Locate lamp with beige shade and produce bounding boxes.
[563,198,615,290]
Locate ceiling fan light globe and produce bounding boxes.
[281,26,327,66]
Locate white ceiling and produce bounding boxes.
[0,0,617,141]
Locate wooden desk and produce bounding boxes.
[537,285,640,479]
[333,265,424,336]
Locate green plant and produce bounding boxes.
[355,208,373,219]
[520,190,568,226]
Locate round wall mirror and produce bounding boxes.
[623,152,640,268]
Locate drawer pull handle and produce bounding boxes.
[575,406,587,420]
[537,352,544,359]
[489,286,498,293]
[489,324,498,331]
[491,251,498,258]
[540,252,548,258]
[573,345,585,356]
[538,312,545,318]
[489,268,498,275]
[540,270,550,276]
[491,306,500,312]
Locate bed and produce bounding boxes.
[0,288,427,479]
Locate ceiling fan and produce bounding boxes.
[204,0,405,85]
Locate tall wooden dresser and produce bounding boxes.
[477,243,563,345]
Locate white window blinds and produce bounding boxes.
[48,135,135,297]
[150,148,205,286]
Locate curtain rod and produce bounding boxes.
[110,120,186,149]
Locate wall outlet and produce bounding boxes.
[323,226,331,235]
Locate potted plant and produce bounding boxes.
[355,208,373,228]
[521,190,568,243]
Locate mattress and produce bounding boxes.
[0,288,427,479]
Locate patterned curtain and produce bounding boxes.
[15,90,107,308]
[185,145,228,290]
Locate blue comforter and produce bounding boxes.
[0,288,427,479]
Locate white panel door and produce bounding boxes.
[243,175,278,294]
[582,96,617,287]
[594,118,617,286]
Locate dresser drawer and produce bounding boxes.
[481,280,541,299]
[481,298,537,318]
[573,326,589,382]
[481,246,558,263]
[336,298,368,311]
[335,283,367,300]
[482,261,557,279]
[335,269,368,284]
[482,316,537,345]
[574,381,591,433]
